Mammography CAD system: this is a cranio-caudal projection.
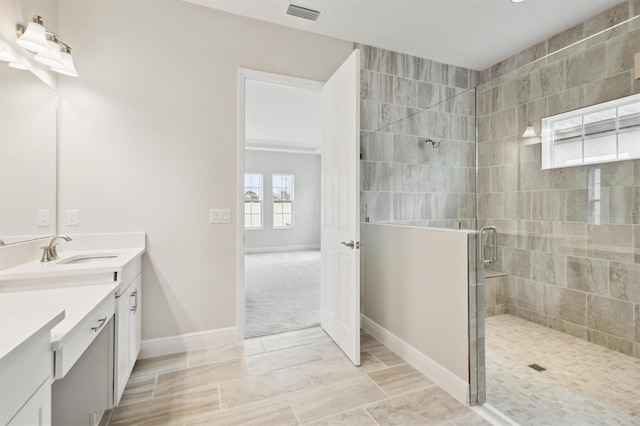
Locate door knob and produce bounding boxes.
[341,240,355,248]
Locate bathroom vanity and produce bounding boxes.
[0,233,145,426]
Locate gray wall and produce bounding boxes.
[358,44,478,229]
[245,150,320,251]
[477,0,640,359]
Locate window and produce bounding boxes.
[244,174,262,229]
[273,174,294,228]
[541,93,640,169]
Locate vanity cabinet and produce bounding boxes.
[114,258,142,404]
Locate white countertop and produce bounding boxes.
[0,248,145,281]
[0,283,119,352]
[0,303,65,360]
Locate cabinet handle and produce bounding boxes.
[91,317,107,332]
[131,289,138,312]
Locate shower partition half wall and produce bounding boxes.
[358,44,481,404]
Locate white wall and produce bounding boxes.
[56,0,354,340]
[245,151,320,251]
[362,223,470,399]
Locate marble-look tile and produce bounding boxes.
[244,344,322,374]
[566,45,606,88]
[363,191,391,222]
[531,251,565,286]
[490,108,517,140]
[593,160,635,187]
[548,167,586,189]
[359,350,387,372]
[288,376,387,424]
[587,294,634,340]
[307,408,377,426]
[365,386,470,426]
[219,365,312,409]
[187,397,297,425]
[586,224,634,262]
[361,71,393,104]
[587,329,634,356]
[532,190,566,221]
[118,375,155,407]
[609,261,640,303]
[109,388,220,425]
[501,248,531,279]
[130,352,188,379]
[516,306,549,327]
[547,87,585,116]
[393,77,417,107]
[584,2,630,38]
[360,333,383,350]
[566,255,609,296]
[548,223,586,257]
[548,23,584,54]
[188,339,264,368]
[636,304,640,343]
[584,71,633,106]
[547,286,587,325]
[367,345,405,367]
[154,359,246,397]
[565,189,589,223]
[549,317,588,340]
[416,81,441,110]
[301,357,364,385]
[446,412,493,426]
[516,279,546,314]
[367,363,433,397]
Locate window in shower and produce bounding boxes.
[541,93,640,169]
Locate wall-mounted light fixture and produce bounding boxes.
[0,46,27,70]
[15,15,78,77]
[522,123,537,138]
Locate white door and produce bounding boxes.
[320,49,361,366]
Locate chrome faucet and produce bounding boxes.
[40,235,73,262]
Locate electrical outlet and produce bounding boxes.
[210,209,231,224]
[37,210,50,227]
[67,209,79,226]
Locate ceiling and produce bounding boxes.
[186,0,624,70]
[245,80,322,153]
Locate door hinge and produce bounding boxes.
[359,153,363,160]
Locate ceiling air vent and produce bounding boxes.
[286,4,321,21]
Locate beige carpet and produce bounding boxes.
[244,250,320,338]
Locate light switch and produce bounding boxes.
[67,209,79,226]
[37,210,50,227]
[210,209,231,224]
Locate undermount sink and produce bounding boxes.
[58,254,120,265]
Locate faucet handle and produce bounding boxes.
[40,246,52,263]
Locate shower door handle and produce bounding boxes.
[478,226,498,264]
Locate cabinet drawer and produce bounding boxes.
[54,296,115,379]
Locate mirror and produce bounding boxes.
[0,61,57,245]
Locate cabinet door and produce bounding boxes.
[115,288,131,402]
[8,380,51,426]
[128,275,142,370]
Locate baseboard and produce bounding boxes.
[139,327,238,359]
[361,315,470,405]
[245,244,320,254]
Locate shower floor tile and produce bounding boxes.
[486,314,640,426]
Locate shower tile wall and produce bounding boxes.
[477,0,640,359]
[358,44,478,229]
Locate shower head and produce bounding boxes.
[423,138,440,149]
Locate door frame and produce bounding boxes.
[236,68,324,340]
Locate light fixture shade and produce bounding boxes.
[16,17,50,54]
[34,38,64,68]
[522,124,537,138]
[8,61,28,70]
[0,48,17,63]
[51,48,78,77]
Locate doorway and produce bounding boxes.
[237,50,362,365]
[241,78,323,338]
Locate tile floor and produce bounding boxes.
[100,327,489,425]
[486,314,640,426]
